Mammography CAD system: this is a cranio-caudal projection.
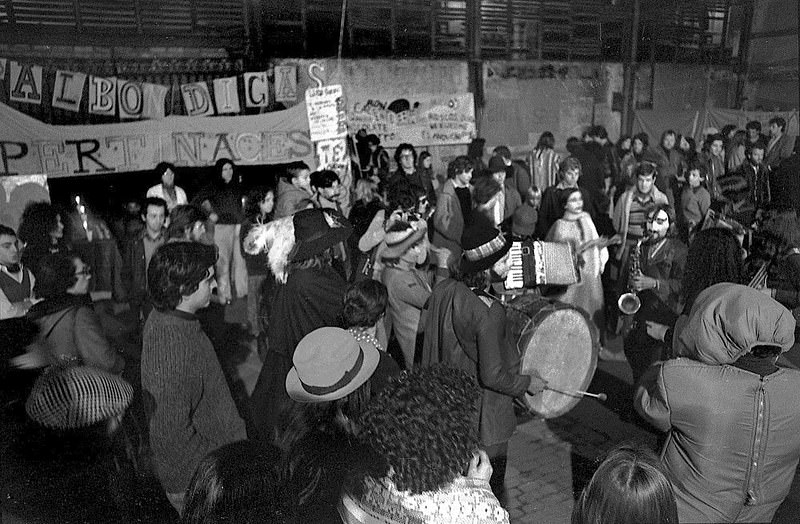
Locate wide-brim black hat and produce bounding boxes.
[460,214,512,273]
[292,208,352,261]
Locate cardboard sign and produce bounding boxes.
[305,84,347,142]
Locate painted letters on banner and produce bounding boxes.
[305,84,347,142]
[274,65,298,103]
[213,77,241,114]
[181,82,214,117]
[52,71,87,112]
[10,62,43,105]
[0,101,314,178]
[142,84,169,120]
[117,80,144,119]
[89,76,117,116]
[243,72,269,108]
[347,93,476,147]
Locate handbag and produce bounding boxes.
[25,306,132,429]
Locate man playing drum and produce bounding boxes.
[421,213,547,505]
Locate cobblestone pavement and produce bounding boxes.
[504,353,658,524]
[503,341,800,524]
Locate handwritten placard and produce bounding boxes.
[348,93,476,147]
[305,84,347,142]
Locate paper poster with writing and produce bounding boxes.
[305,84,347,142]
[348,93,476,147]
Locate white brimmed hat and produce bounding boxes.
[286,327,380,403]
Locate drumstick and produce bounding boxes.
[545,386,607,402]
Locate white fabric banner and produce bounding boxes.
[213,77,241,114]
[9,62,43,105]
[0,100,315,178]
[52,70,87,112]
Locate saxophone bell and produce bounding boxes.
[617,292,641,315]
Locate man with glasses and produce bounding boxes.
[141,242,246,516]
[0,224,35,319]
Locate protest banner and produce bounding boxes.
[347,93,475,147]
[0,100,315,178]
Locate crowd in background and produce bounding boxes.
[0,114,799,523]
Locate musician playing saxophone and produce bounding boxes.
[622,204,687,385]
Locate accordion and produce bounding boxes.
[504,240,579,289]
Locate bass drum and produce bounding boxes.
[505,294,599,418]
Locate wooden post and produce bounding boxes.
[466,0,483,135]
[621,0,641,136]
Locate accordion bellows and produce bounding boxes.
[26,365,133,430]
[505,240,579,289]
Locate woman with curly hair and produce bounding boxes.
[758,206,800,310]
[341,365,509,524]
[572,445,678,524]
[18,201,69,277]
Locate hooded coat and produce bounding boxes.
[637,283,800,523]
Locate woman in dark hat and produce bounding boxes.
[244,208,353,443]
[420,218,546,504]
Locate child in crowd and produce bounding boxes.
[572,445,678,524]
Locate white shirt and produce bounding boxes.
[146,184,188,211]
[0,264,35,319]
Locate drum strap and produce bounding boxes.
[471,288,496,309]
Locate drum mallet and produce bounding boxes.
[545,386,607,402]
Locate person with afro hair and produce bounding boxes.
[341,365,510,523]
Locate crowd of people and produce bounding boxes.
[0,115,798,523]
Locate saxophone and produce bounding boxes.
[617,235,647,315]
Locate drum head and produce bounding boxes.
[510,299,598,418]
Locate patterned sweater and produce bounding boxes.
[142,309,246,493]
[340,475,509,524]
